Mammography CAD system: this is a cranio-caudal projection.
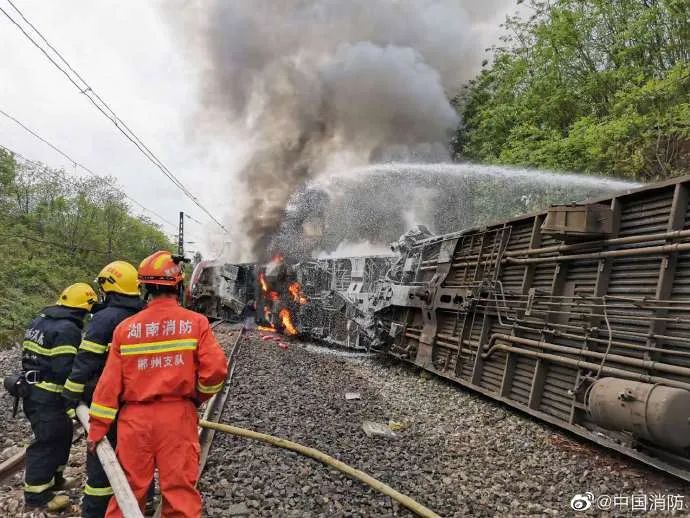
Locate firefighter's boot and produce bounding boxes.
[23,494,70,516]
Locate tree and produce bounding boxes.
[0,150,175,344]
[454,0,690,180]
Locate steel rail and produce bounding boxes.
[0,447,28,485]
[198,324,243,471]
[0,422,82,486]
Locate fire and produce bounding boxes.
[288,282,308,305]
[269,291,279,301]
[279,308,298,336]
[258,325,275,332]
[259,272,269,293]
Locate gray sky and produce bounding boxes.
[0,0,521,257]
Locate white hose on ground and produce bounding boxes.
[76,404,143,518]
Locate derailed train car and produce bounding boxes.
[190,174,690,480]
[371,176,690,481]
[296,255,392,348]
[186,261,257,320]
[255,254,393,348]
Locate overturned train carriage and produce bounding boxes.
[187,261,256,320]
[297,255,393,348]
[372,176,690,481]
[255,255,393,348]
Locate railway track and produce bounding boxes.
[0,445,28,486]
[200,321,243,471]
[0,428,82,486]
[2,320,689,515]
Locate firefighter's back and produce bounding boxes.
[112,297,214,404]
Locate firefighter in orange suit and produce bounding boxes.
[86,251,228,518]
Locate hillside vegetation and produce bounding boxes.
[454,0,690,180]
[0,149,174,344]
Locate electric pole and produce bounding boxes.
[178,211,184,257]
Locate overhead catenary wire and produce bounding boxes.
[0,1,228,233]
[0,1,212,219]
[184,213,204,226]
[0,112,176,231]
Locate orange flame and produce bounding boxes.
[279,308,298,336]
[258,325,275,332]
[259,272,269,293]
[288,282,308,304]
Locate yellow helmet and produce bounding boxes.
[56,283,98,311]
[96,261,140,296]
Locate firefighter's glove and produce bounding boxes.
[87,440,98,456]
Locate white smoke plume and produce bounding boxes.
[168,0,519,260]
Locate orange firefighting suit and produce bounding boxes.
[87,296,228,517]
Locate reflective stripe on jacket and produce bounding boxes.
[22,305,85,402]
[87,296,228,442]
[63,293,143,403]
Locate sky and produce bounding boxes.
[0,0,521,258]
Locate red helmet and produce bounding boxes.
[138,251,184,286]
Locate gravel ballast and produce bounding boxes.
[0,345,86,516]
[1,327,689,516]
[200,334,690,517]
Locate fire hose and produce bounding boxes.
[75,404,144,518]
[70,413,440,517]
[198,420,441,518]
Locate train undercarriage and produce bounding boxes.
[188,174,690,482]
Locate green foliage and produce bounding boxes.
[0,149,175,345]
[455,0,690,180]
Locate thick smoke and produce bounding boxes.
[170,0,517,261]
